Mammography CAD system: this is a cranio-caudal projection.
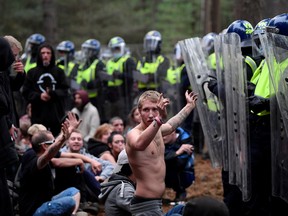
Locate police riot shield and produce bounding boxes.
[179,37,223,168]
[218,33,251,201]
[260,32,288,202]
[214,35,229,172]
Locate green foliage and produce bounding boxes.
[0,0,233,56]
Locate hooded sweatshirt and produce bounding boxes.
[71,89,100,142]
[0,37,19,168]
[22,43,69,136]
[99,173,135,216]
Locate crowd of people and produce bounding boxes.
[1,12,288,216]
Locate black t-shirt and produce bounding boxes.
[19,148,60,216]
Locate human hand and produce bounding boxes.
[95,176,105,183]
[176,144,194,155]
[91,160,102,174]
[66,112,82,134]
[157,93,170,119]
[185,91,198,108]
[12,60,24,73]
[40,91,51,101]
[9,125,18,141]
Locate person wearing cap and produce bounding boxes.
[99,149,136,216]
[71,89,100,144]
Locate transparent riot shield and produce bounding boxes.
[214,35,229,172]
[260,32,288,202]
[217,33,251,201]
[179,37,223,168]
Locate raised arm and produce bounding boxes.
[161,91,197,136]
[37,112,81,169]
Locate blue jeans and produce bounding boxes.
[164,204,185,216]
[33,187,79,216]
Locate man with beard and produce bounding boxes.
[71,89,101,144]
[22,43,69,137]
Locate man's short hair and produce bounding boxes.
[31,130,52,153]
[137,90,160,110]
[28,124,47,136]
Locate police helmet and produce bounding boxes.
[143,30,162,53]
[57,40,75,54]
[201,32,217,55]
[81,39,101,59]
[252,18,271,58]
[27,33,46,45]
[108,36,126,59]
[227,20,254,47]
[267,13,288,36]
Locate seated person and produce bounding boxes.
[87,123,116,164]
[163,127,195,201]
[19,113,82,216]
[99,149,136,216]
[109,116,125,134]
[61,129,115,183]
[107,131,126,162]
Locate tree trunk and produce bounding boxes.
[203,0,221,34]
[233,0,263,26]
[42,0,57,45]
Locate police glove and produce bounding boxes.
[248,95,270,113]
[207,79,218,96]
[113,71,123,79]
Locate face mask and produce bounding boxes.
[113,53,122,59]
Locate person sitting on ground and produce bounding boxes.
[99,149,136,216]
[163,126,195,202]
[124,106,141,134]
[87,123,116,164]
[107,131,126,162]
[71,89,101,144]
[19,112,82,216]
[109,116,125,134]
[61,129,115,183]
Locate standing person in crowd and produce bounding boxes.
[3,35,26,181]
[135,30,170,94]
[109,116,125,135]
[107,131,126,162]
[71,89,100,144]
[0,37,19,216]
[126,90,197,215]
[21,33,46,73]
[76,39,106,120]
[105,36,136,120]
[4,35,26,122]
[87,123,116,164]
[56,40,79,110]
[61,129,115,183]
[19,112,82,216]
[22,43,70,137]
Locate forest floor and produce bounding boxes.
[95,153,223,215]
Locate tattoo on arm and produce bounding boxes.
[167,108,190,131]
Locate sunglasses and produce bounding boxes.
[39,139,55,145]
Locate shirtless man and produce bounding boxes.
[126,90,197,215]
